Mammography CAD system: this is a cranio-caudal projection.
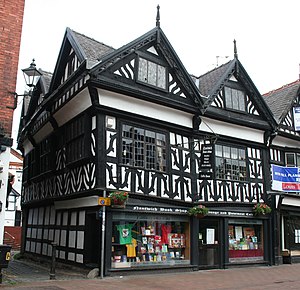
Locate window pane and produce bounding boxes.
[232,89,239,110]
[138,58,147,83]
[148,61,157,86]
[157,65,166,89]
[238,90,245,111]
[286,153,295,167]
[224,87,232,109]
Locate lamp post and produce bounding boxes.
[9,59,42,110]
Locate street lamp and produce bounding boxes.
[21,59,42,88]
[8,59,42,110]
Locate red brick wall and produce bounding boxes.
[0,0,25,136]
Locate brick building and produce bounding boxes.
[0,0,25,243]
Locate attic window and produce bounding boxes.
[137,57,166,89]
[224,87,245,112]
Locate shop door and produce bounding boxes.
[198,219,221,268]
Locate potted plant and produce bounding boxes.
[253,203,272,216]
[109,191,129,208]
[188,204,209,218]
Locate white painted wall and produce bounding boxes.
[0,148,10,243]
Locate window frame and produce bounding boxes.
[120,123,167,172]
[136,53,168,91]
[223,85,246,112]
[215,144,247,182]
[285,152,300,167]
[65,114,90,166]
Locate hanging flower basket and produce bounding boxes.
[188,204,209,218]
[109,191,129,208]
[253,203,272,216]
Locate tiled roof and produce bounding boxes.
[196,60,234,96]
[71,30,115,66]
[262,80,300,122]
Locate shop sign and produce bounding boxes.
[271,164,300,192]
[209,210,253,217]
[132,206,187,214]
[98,197,111,206]
[199,171,213,180]
[199,144,214,170]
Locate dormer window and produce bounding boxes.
[224,87,245,112]
[137,57,166,90]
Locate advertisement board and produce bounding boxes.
[271,164,300,192]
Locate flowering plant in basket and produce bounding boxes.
[188,204,209,217]
[253,203,271,215]
[109,191,129,205]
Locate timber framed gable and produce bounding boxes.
[90,27,203,113]
[195,57,276,131]
[263,79,300,138]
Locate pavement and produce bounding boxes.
[2,256,300,289]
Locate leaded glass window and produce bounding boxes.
[122,124,166,171]
[215,144,246,181]
[137,57,166,89]
[224,87,246,112]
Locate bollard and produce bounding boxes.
[50,242,56,280]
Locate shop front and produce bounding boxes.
[197,208,271,269]
[106,199,194,274]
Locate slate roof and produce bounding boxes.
[39,69,52,95]
[196,60,234,96]
[71,29,115,67]
[262,79,300,123]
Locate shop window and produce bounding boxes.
[228,220,264,263]
[122,124,166,171]
[137,57,167,90]
[111,216,190,268]
[224,86,245,112]
[215,144,246,181]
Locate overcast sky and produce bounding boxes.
[13,0,300,143]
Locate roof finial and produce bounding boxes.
[156,5,160,27]
[234,39,238,59]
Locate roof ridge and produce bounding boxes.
[197,59,233,79]
[263,79,300,96]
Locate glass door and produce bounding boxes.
[198,219,220,268]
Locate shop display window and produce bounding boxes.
[111,217,190,268]
[228,220,264,263]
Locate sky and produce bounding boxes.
[13,0,300,144]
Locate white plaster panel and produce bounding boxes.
[33,122,54,144]
[272,135,300,148]
[98,89,192,128]
[282,196,300,207]
[54,88,92,127]
[200,117,265,144]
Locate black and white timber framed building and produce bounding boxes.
[18,9,279,274]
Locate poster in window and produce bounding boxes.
[206,228,215,244]
[235,226,243,241]
[293,107,300,131]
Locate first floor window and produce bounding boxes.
[122,124,166,171]
[215,144,246,181]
